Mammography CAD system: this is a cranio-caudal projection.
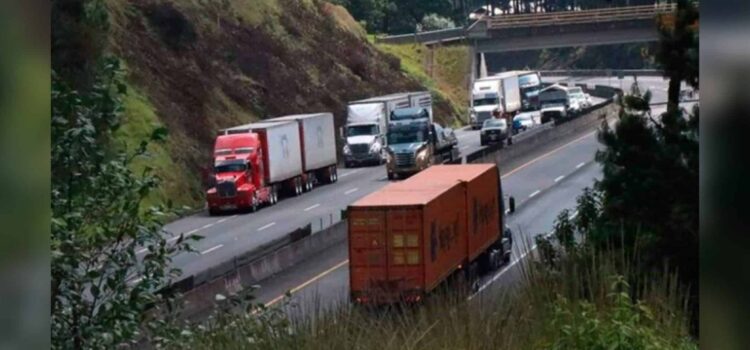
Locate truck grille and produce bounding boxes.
[395,153,415,167]
[217,181,237,198]
[477,111,492,123]
[350,143,370,155]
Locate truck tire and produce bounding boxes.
[332,166,338,182]
[294,177,302,196]
[387,173,396,181]
[250,194,259,212]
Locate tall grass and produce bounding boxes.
[170,241,697,349]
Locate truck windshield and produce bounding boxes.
[388,128,426,144]
[215,162,247,174]
[473,97,499,106]
[347,125,378,137]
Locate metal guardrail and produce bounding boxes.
[484,4,675,29]
[375,27,466,45]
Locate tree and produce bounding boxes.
[51,1,198,347]
[656,0,699,114]
[421,13,456,31]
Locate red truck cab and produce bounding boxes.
[206,133,273,215]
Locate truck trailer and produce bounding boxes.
[343,92,431,167]
[206,114,338,215]
[269,113,339,190]
[348,164,512,304]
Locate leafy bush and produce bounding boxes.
[420,13,455,31]
[541,276,697,350]
[51,57,197,348]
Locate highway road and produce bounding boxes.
[253,125,605,313]
[142,75,676,285]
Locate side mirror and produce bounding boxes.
[508,196,516,214]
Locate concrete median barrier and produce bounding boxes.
[167,96,619,321]
[174,220,348,320]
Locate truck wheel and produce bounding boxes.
[250,194,259,212]
[294,178,302,196]
[332,166,338,182]
[387,173,395,181]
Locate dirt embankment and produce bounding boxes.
[110,0,457,206]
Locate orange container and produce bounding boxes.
[408,164,503,261]
[348,164,504,304]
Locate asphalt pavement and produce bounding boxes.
[252,126,605,314]
[146,75,676,284]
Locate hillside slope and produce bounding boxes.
[106,0,461,208]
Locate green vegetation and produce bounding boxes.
[167,244,695,349]
[116,84,202,209]
[376,42,469,127]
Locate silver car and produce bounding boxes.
[480,118,508,146]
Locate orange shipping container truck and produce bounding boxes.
[348,164,512,304]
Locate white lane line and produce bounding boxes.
[344,188,359,195]
[217,217,229,223]
[554,175,565,183]
[529,190,540,198]
[304,203,320,211]
[200,244,223,255]
[576,162,586,169]
[258,222,276,231]
[339,169,360,178]
[470,230,555,298]
[201,223,214,230]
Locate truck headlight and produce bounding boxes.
[343,144,351,155]
[370,142,381,153]
[416,148,428,161]
[470,111,477,122]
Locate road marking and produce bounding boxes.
[554,175,565,183]
[470,230,555,298]
[304,204,320,211]
[201,244,223,255]
[344,188,359,195]
[202,223,214,230]
[529,190,540,198]
[501,130,595,179]
[217,217,229,223]
[576,162,586,169]
[260,129,602,308]
[339,169,360,178]
[265,260,350,307]
[258,222,276,231]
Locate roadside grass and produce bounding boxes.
[172,241,697,349]
[375,43,469,128]
[115,84,202,211]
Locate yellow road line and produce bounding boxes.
[264,259,350,307]
[264,129,598,307]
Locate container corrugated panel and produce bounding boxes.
[349,179,467,301]
[251,121,303,184]
[269,113,336,171]
[408,164,502,261]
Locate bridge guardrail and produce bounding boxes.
[375,27,466,45]
[484,4,675,29]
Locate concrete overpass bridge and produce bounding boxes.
[465,4,677,53]
[376,4,677,50]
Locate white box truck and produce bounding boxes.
[269,113,339,190]
[343,92,424,167]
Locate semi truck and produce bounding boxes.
[385,107,458,180]
[469,71,542,129]
[348,164,513,305]
[343,92,431,167]
[206,114,338,215]
[539,84,571,123]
